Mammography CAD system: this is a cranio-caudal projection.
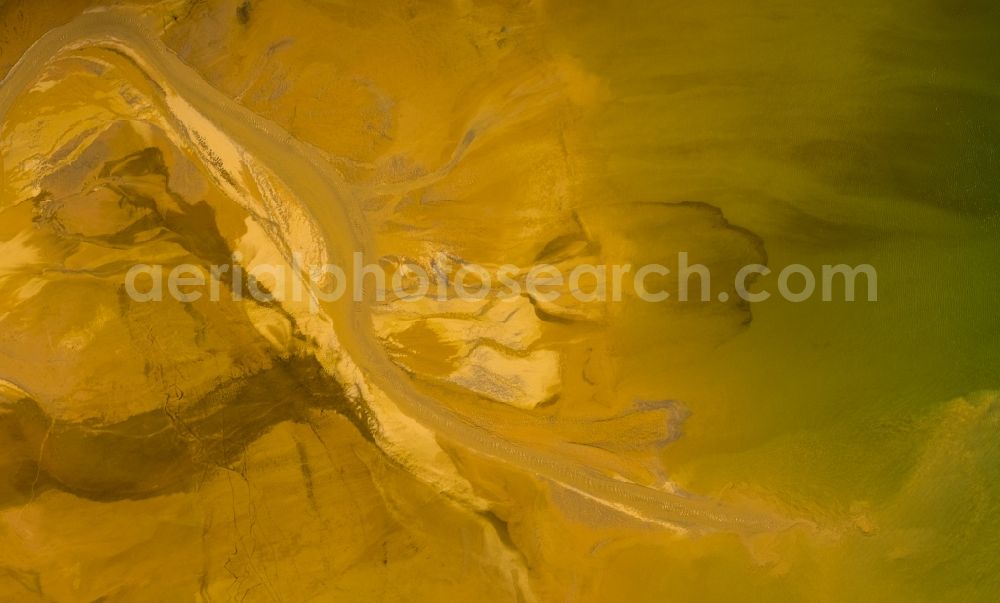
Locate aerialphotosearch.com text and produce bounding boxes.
[124,251,878,310]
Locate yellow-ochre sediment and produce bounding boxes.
[0,1,997,600]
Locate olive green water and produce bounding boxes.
[547,1,1000,599]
